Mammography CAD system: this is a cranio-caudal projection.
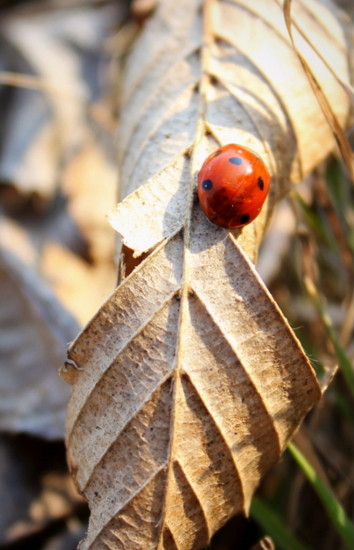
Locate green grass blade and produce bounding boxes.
[294,193,339,251]
[250,495,314,550]
[304,277,354,397]
[324,319,354,396]
[288,442,354,550]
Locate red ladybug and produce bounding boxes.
[197,144,271,228]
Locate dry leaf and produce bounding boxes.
[0,224,77,439]
[0,3,121,198]
[65,227,321,549]
[62,140,118,266]
[110,0,351,261]
[64,0,352,548]
[33,138,119,326]
[257,198,297,285]
[282,0,354,178]
[41,243,117,327]
[0,85,118,437]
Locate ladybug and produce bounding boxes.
[197,144,271,228]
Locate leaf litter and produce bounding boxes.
[0,2,127,548]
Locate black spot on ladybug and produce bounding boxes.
[240,214,250,224]
[257,177,264,190]
[202,179,213,190]
[229,157,242,165]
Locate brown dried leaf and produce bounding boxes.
[282,0,354,178]
[110,0,351,260]
[65,228,321,549]
[62,140,118,266]
[0,221,77,439]
[41,243,117,327]
[64,0,351,548]
[0,4,121,198]
[41,138,119,325]
[0,142,117,434]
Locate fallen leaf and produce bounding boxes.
[0,230,77,439]
[41,242,117,327]
[65,225,321,549]
[62,139,118,265]
[111,0,351,261]
[0,3,122,199]
[282,0,354,178]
